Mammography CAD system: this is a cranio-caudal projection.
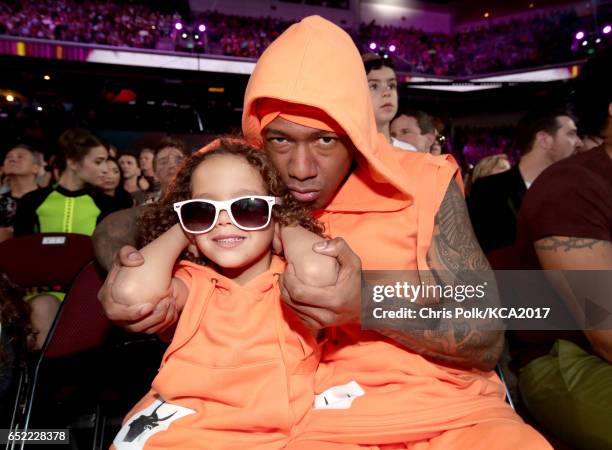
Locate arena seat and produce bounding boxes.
[0,233,94,291]
[7,260,111,448]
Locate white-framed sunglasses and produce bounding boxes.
[173,196,282,234]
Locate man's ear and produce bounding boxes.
[535,130,553,150]
[424,132,436,152]
[272,222,283,255]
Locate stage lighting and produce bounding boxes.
[198,24,206,32]
[6,95,14,102]
[603,25,611,34]
[369,42,377,50]
[575,31,585,40]
[181,32,188,39]
[175,22,183,31]
[194,34,200,40]
[36,106,43,112]
[582,40,588,46]
[388,44,396,52]
[43,75,51,80]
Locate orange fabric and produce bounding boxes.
[118,256,320,449]
[256,100,346,135]
[241,15,549,449]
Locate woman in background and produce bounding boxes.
[101,157,134,210]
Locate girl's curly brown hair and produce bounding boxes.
[0,272,35,367]
[138,138,325,263]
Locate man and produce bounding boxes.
[93,137,187,271]
[390,109,437,153]
[98,16,549,448]
[138,148,156,180]
[362,53,417,151]
[512,46,612,450]
[118,152,147,204]
[468,109,582,256]
[146,137,186,202]
[0,144,42,242]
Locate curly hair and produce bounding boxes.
[138,138,325,264]
[0,272,35,367]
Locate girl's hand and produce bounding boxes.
[280,237,362,331]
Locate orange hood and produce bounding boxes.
[242,15,415,197]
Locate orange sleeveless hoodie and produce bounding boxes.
[242,16,523,446]
[113,256,320,449]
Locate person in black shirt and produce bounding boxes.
[0,145,42,243]
[467,109,582,257]
[14,129,119,236]
[13,129,120,349]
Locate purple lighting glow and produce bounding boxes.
[575,31,585,40]
[388,44,397,52]
[369,42,377,50]
[175,22,183,31]
[603,25,611,34]
[198,24,206,32]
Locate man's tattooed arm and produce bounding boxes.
[535,237,612,252]
[534,235,612,363]
[379,180,504,371]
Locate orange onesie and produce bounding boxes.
[112,256,320,450]
[241,15,551,450]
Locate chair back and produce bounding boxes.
[0,233,94,290]
[44,262,111,359]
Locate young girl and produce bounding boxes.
[111,139,337,450]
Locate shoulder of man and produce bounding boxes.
[519,150,612,242]
[18,187,52,206]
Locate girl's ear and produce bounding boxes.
[187,242,200,259]
[66,158,79,172]
[185,233,200,258]
[272,222,283,255]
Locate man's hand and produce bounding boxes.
[280,237,362,330]
[97,245,178,334]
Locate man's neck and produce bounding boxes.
[518,149,553,187]
[7,175,38,198]
[124,177,139,193]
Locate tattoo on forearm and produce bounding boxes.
[431,180,490,272]
[381,180,502,370]
[535,237,612,252]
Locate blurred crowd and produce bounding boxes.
[0,5,611,449]
[0,0,590,75]
[0,0,181,49]
[357,11,580,76]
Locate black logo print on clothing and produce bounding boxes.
[123,401,177,442]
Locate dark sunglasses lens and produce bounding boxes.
[231,198,270,229]
[180,201,216,232]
